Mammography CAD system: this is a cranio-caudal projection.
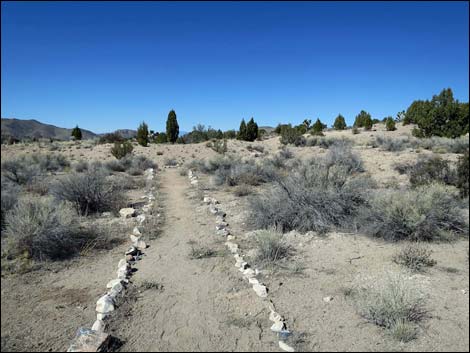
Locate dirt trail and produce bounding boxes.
[111,169,275,352]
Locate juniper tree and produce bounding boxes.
[166,110,179,143]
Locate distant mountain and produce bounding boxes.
[1,118,98,141]
[112,129,137,139]
[259,126,275,134]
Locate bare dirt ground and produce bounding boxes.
[1,123,469,352]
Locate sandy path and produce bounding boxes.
[111,169,275,352]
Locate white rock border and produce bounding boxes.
[67,168,157,352]
[187,169,295,352]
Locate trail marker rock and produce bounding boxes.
[67,328,110,352]
[253,283,268,298]
[119,208,135,218]
[279,341,295,352]
[96,295,114,314]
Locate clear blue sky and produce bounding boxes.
[1,1,469,133]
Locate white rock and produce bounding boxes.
[227,235,235,241]
[243,268,256,278]
[133,227,142,236]
[109,281,124,294]
[323,296,334,303]
[96,313,109,321]
[279,341,295,352]
[217,228,230,236]
[125,247,138,256]
[116,268,128,279]
[117,259,128,269]
[248,277,259,285]
[271,320,285,333]
[136,214,146,223]
[269,311,282,322]
[215,224,226,230]
[106,279,123,289]
[209,205,218,214]
[96,295,114,314]
[91,319,105,332]
[119,207,135,218]
[253,283,268,298]
[133,239,147,251]
[191,180,198,185]
[130,234,140,243]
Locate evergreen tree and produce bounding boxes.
[333,114,347,130]
[238,119,247,140]
[71,125,82,140]
[137,121,149,146]
[166,110,179,143]
[354,110,373,130]
[246,117,259,141]
[311,118,325,135]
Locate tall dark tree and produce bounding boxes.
[166,110,179,143]
[237,119,247,140]
[71,125,82,140]
[311,118,326,135]
[354,110,373,130]
[333,114,347,130]
[246,117,259,141]
[137,121,149,146]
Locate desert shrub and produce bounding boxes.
[389,319,418,343]
[306,136,351,149]
[324,141,363,173]
[51,169,124,216]
[211,139,227,154]
[351,271,427,341]
[164,158,178,167]
[110,141,133,159]
[360,183,467,241]
[74,160,89,173]
[1,178,20,229]
[3,197,86,260]
[213,160,272,187]
[106,159,127,172]
[128,167,143,176]
[31,154,70,172]
[1,158,40,185]
[98,132,125,144]
[408,155,455,187]
[253,229,291,264]
[278,147,293,160]
[131,155,156,171]
[385,117,397,131]
[136,121,149,147]
[372,136,408,152]
[280,124,304,145]
[247,144,264,153]
[249,159,371,234]
[456,150,469,197]
[352,127,360,135]
[233,184,252,197]
[393,243,436,272]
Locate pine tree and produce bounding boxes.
[311,118,325,135]
[71,125,82,140]
[238,119,247,140]
[246,117,259,141]
[137,121,149,146]
[333,114,347,130]
[166,110,179,143]
[354,110,373,130]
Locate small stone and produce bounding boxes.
[133,227,142,236]
[96,295,114,314]
[191,179,198,185]
[243,268,256,278]
[133,239,147,251]
[248,277,259,285]
[96,313,109,321]
[209,205,218,215]
[279,340,295,352]
[91,319,105,332]
[130,234,140,243]
[271,320,286,333]
[227,235,235,241]
[117,259,128,269]
[126,254,134,262]
[106,279,123,289]
[323,296,334,302]
[253,283,268,298]
[101,212,112,218]
[217,228,230,236]
[67,328,110,352]
[119,208,135,218]
[125,247,138,256]
[203,197,212,204]
[269,311,282,322]
[215,223,226,230]
[136,214,146,223]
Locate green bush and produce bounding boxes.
[110,140,133,159]
[408,155,455,187]
[354,110,373,130]
[71,125,82,140]
[405,88,468,138]
[311,118,326,136]
[385,117,397,131]
[166,110,179,143]
[98,132,125,144]
[280,124,304,145]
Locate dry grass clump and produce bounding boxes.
[351,271,427,342]
[106,155,156,173]
[51,168,124,216]
[360,183,467,241]
[393,243,437,272]
[189,245,218,259]
[253,229,292,265]
[324,141,363,173]
[1,178,20,230]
